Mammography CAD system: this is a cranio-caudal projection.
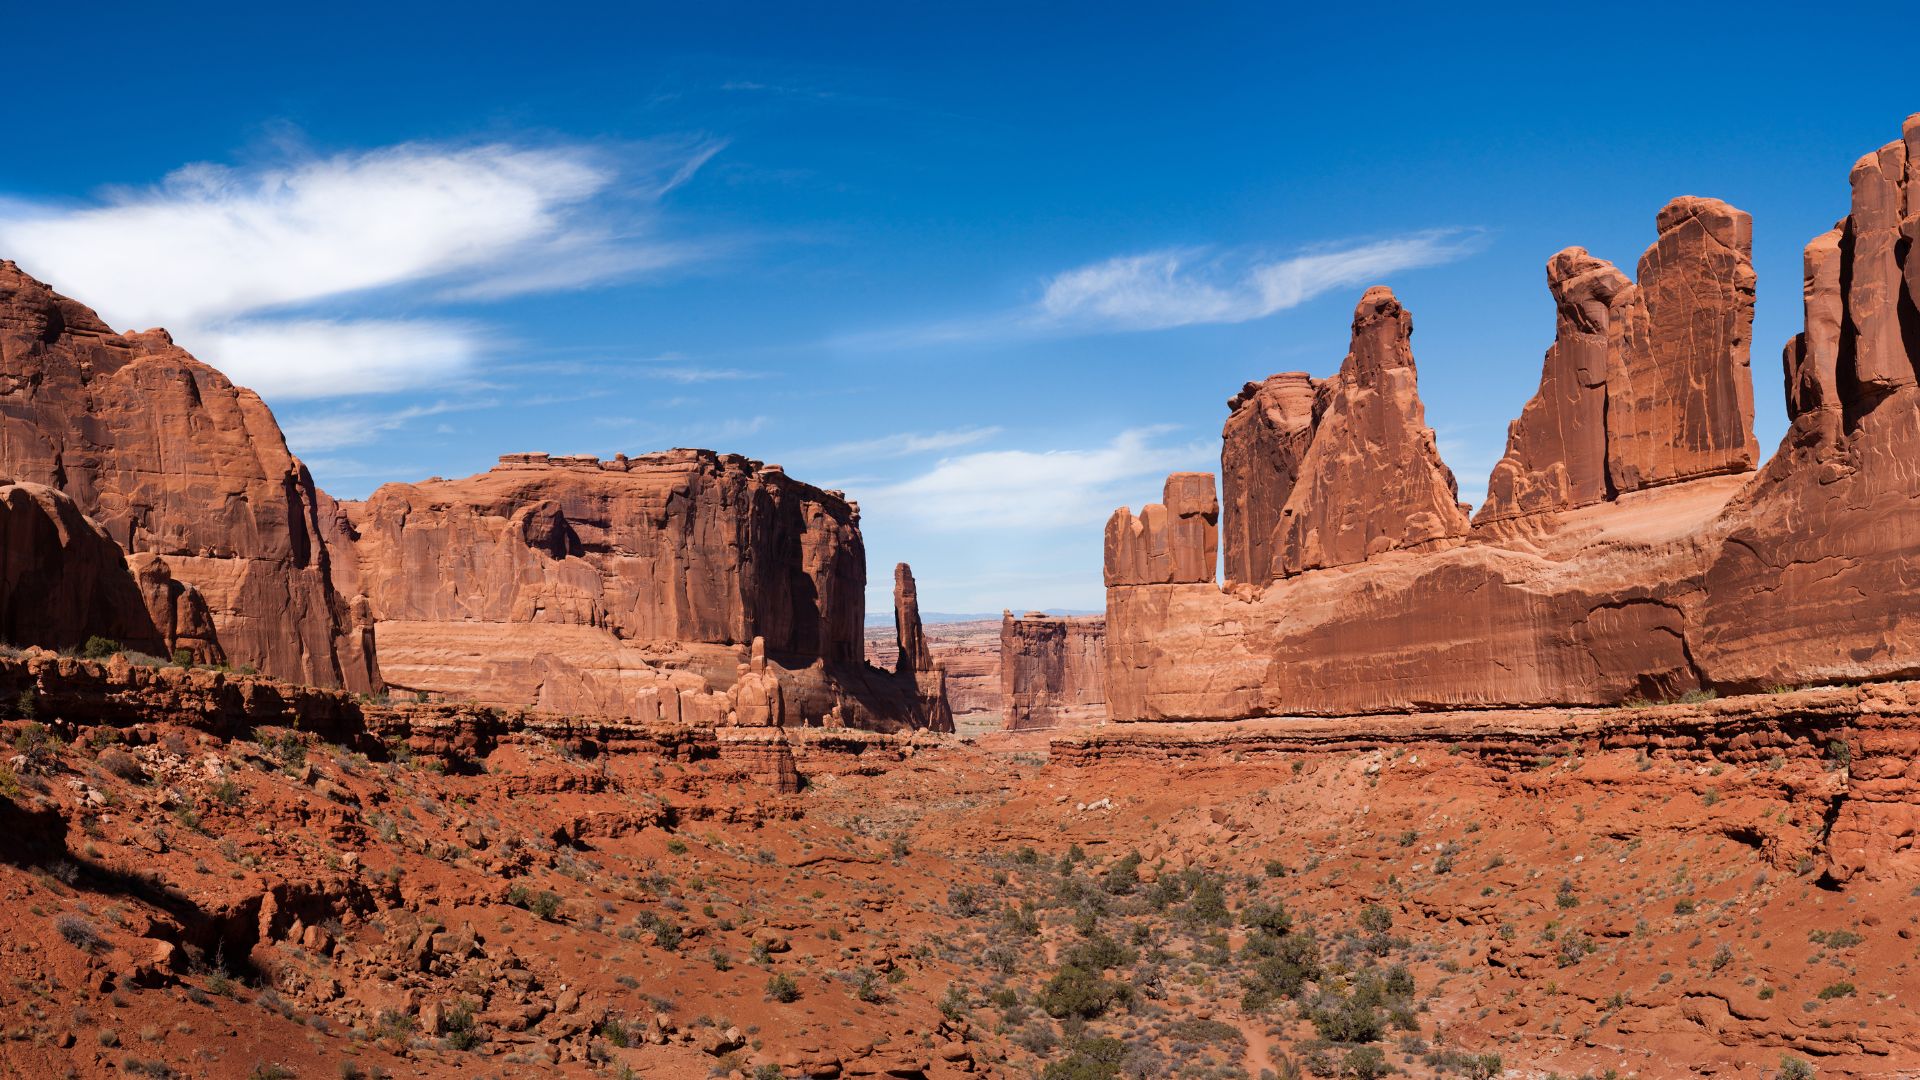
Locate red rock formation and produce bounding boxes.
[1699,116,1920,688]
[0,261,376,690]
[889,562,952,731]
[349,452,864,665]
[1481,199,1756,523]
[1104,472,1218,586]
[1000,611,1106,730]
[1270,287,1469,577]
[863,618,1002,723]
[0,481,162,654]
[1477,249,1626,522]
[1103,117,1920,721]
[893,563,934,673]
[1602,197,1759,492]
[1220,372,1318,586]
[345,453,946,731]
[126,552,226,666]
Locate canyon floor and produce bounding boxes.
[3,679,1916,1080]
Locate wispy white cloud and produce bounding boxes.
[280,398,500,453]
[808,426,1002,460]
[0,138,724,400]
[833,229,1484,351]
[1037,230,1486,332]
[857,426,1212,531]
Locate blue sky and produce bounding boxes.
[4,2,1915,614]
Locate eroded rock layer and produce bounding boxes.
[0,262,376,690]
[344,453,947,731]
[1106,116,1920,722]
[1000,612,1106,730]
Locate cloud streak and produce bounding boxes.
[807,426,1003,461]
[0,138,723,400]
[1037,230,1486,331]
[856,427,1212,531]
[832,228,1484,351]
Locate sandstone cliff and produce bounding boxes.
[0,262,376,690]
[1479,198,1758,524]
[344,453,947,731]
[0,481,164,655]
[1000,611,1106,730]
[1105,116,1920,722]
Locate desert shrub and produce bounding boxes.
[766,973,800,1002]
[443,1000,480,1050]
[1101,851,1142,895]
[1038,964,1122,1020]
[1357,905,1392,935]
[56,914,106,953]
[1182,873,1230,925]
[1344,1045,1391,1079]
[948,883,983,917]
[1041,1036,1127,1080]
[97,748,147,784]
[1779,1056,1815,1080]
[1060,931,1133,973]
[252,728,307,771]
[1556,931,1595,968]
[1817,981,1856,1000]
[1242,929,1321,1010]
[81,636,122,660]
[1306,989,1383,1044]
[11,721,60,772]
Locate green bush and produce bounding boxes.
[80,636,121,660]
[766,973,800,1002]
[1040,1036,1126,1080]
[1037,964,1122,1020]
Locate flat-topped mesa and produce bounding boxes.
[1270,286,1469,577]
[351,447,866,665]
[1603,196,1759,493]
[1221,372,1319,586]
[1000,611,1107,730]
[0,261,377,690]
[1104,472,1219,587]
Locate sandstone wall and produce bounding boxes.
[344,453,948,731]
[0,262,376,690]
[1106,116,1920,722]
[1000,612,1107,730]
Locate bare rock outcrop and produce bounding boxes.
[1479,199,1756,523]
[890,562,953,731]
[1477,249,1626,522]
[1220,372,1318,585]
[1602,197,1759,493]
[1104,472,1218,586]
[346,453,947,732]
[1270,287,1469,577]
[1699,116,1920,687]
[0,261,376,690]
[1000,611,1106,730]
[0,481,162,654]
[1104,117,1920,721]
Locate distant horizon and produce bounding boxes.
[6,3,1916,615]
